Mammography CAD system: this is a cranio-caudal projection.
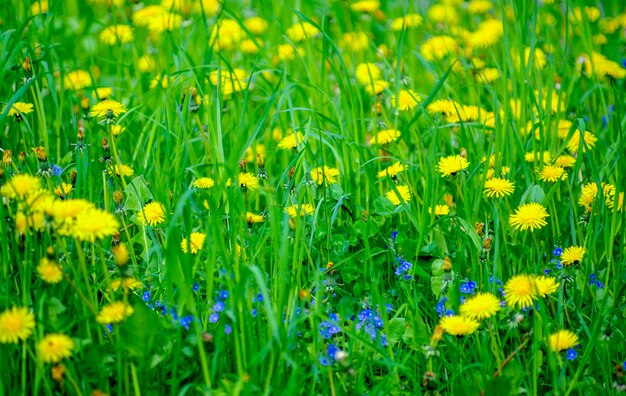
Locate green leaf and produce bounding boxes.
[124,176,154,211]
[520,184,545,205]
[118,303,159,359]
[387,317,406,345]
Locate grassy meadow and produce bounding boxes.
[1,0,626,394]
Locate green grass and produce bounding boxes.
[0,0,625,394]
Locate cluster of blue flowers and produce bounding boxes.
[589,274,605,289]
[141,290,195,330]
[319,313,341,339]
[355,307,388,346]
[551,246,563,269]
[436,297,453,317]
[319,343,342,366]
[390,231,413,280]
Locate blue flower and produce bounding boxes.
[209,312,220,323]
[319,356,330,366]
[566,348,577,361]
[224,324,232,335]
[460,280,476,294]
[218,290,228,300]
[180,315,194,330]
[51,164,63,177]
[436,297,448,316]
[142,291,151,302]
[391,231,398,243]
[327,343,339,360]
[193,282,199,292]
[552,247,563,257]
[213,301,225,312]
[256,293,264,302]
[105,324,113,333]
[251,308,258,317]
[319,313,341,339]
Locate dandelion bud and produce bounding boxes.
[70,170,77,185]
[113,190,123,205]
[81,96,90,110]
[18,151,26,163]
[51,364,65,386]
[46,246,55,258]
[239,159,247,172]
[256,153,264,167]
[77,129,85,141]
[475,222,485,237]
[483,237,492,251]
[112,242,128,267]
[22,57,32,73]
[288,167,295,179]
[2,149,12,165]
[460,148,467,158]
[442,257,452,272]
[299,289,309,300]
[31,146,47,161]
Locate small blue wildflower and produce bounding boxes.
[209,312,220,323]
[180,315,194,330]
[384,303,393,314]
[218,290,228,300]
[602,115,609,127]
[553,247,563,257]
[106,324,113,333]
[566,348,578,361]
[193,282,199,292]
[213,301,225,312]
[436,297,448,316]
[142,291,151,302]
[445,309,454,316]
[224,324,232,335]
[257,293,264,302]
[460,280,476,294]
[556,261,563,270]
[391,231,398,243]
[251,308,258,317]
[544,268,550,275]
[319,356,330,366]
[327,344,339,360]
[51,164,63,177]
[160,306,167,316]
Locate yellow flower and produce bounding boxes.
[439,315,480,336]
[428,205,450,216]
[54,183,73,198]
[437,155,470,177]
[96,301,134,324]
[111,164,134,177]
[38,334,74,363]
[467,0,492,14]
[110,277,143,291]
[243,16,268,35]
[509,203,549,232]
[504,274,538,309]
[350,0,380,13]
[560,246,586,266]
[112,243,129,266]
[99,25,134,45]
[1,174,41,199]
[385,185,411,206]
[278,132,304,150]
[246,212,264,224]
[421,36,458,61]
[377,162,407,179]
[566,131,597,153]
[390,14,422,31]
[208,68,249,96]
[181,232,206,254]
[484,178,515,198]
[427,99,461,116]
[554,155,576,168]
[537,165,567,182]
[549,330,579,352]
[64,70,93,90]
[150,74,169,89]
[2,102,34,118]
[391,89,421,111]
[341,32,369,52]
[71,208,119,242]
[468,19,503,49]
[276,44,304,61]
[285,22,320,42]
[363,80,389,95]
[459,293,501,321]
[238,172,260,191]
[286,203,315,218]
[193,177,215,189]
[138,55,156,73]
[535,276,559,297]
[30,0,48,14]
[370,129,401,145]
[37,258,64,284]
[427,4,458,25]
[90,100,127,120]
[133,7,182,33]
[310,166,339,186]
[355,63,381,85]
[0,307,36,344]
[110,125,125,136]
[137,202,166,226]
